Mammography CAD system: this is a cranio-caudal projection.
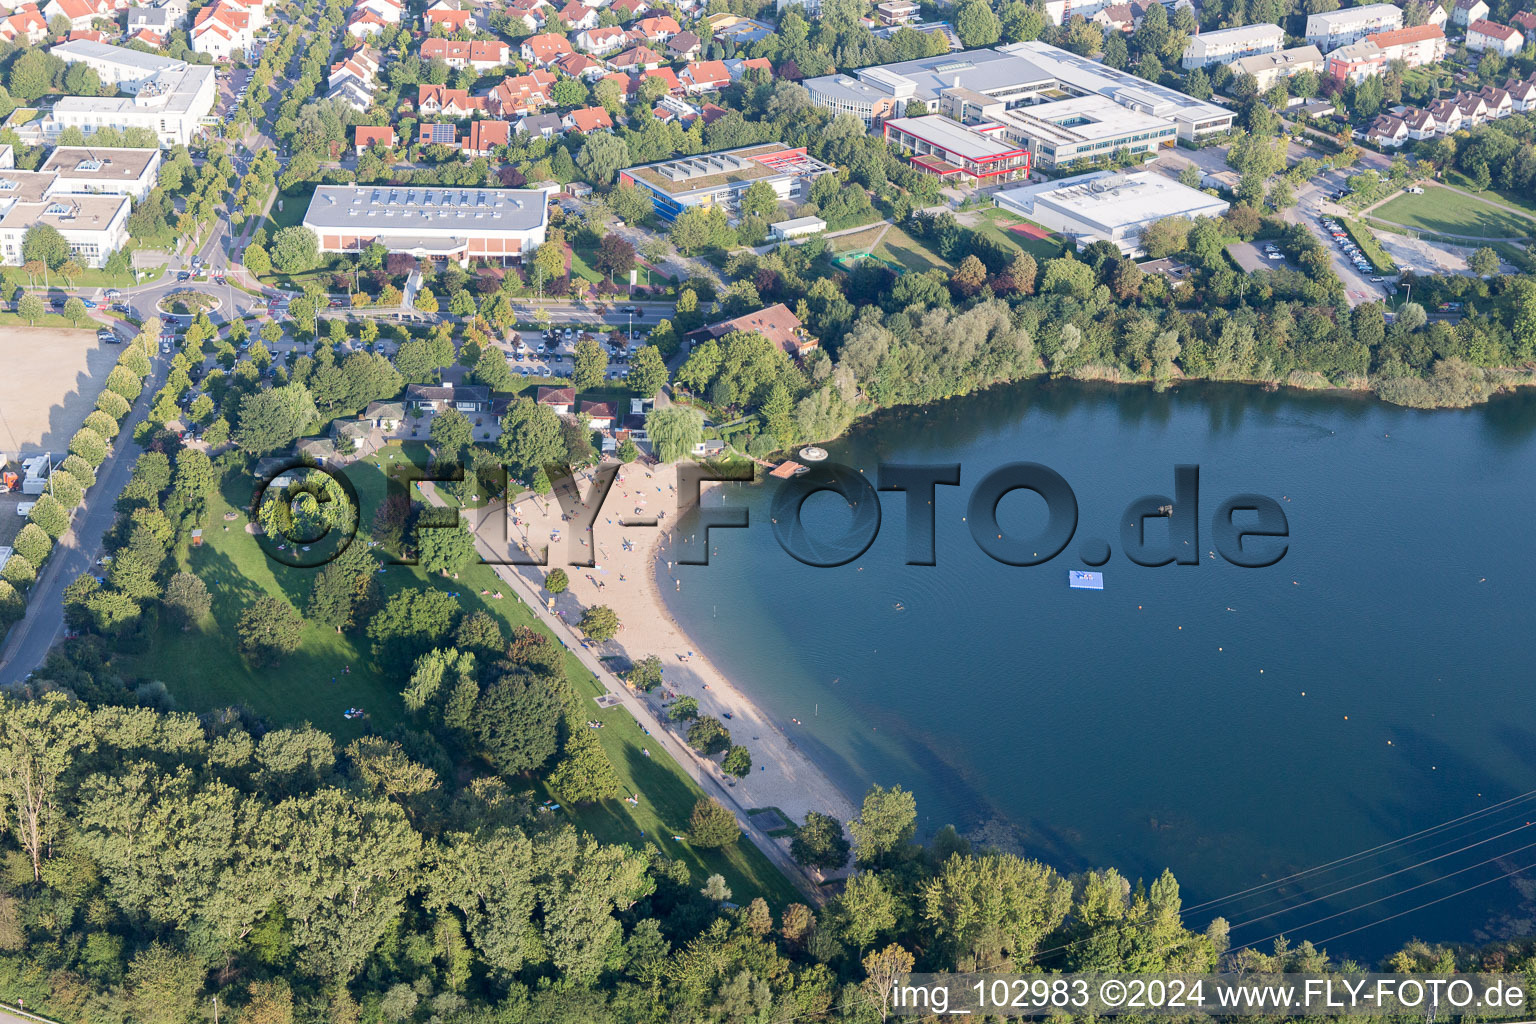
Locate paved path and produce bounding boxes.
[416,482,831,904]
[0,354,164,685]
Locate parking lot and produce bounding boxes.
[1228,240,1288,273]
[513,325,637,382]
[1317,215,1390,284]
[216,67,252,116]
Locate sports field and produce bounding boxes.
[0,325,113,455]
[1372,186,1536,239]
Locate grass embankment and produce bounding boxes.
[124,444,800,907]
[1373,185,1536,239]
[1341,217,1396,274]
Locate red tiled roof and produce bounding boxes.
[463,119,510,152]
[1470,18,1519,40]
[565,106,613,131]
[1368,24,1443,46]
[355,125,395,147]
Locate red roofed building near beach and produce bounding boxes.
[691,303,819,358]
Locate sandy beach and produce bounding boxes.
[494,463,857,838]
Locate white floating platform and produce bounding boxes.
[1069,570,1104,590]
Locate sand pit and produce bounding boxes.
[0,325,113,456]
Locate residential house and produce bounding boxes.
[1467,18,1522,55]
[364,401,404,432]
[461,118,510,155]
[126,5,177,36]
[1477,83,1512,118]
[42,0,108,31]
[666,30,701,59]
[329,76,374,110]
[1452,0,1489,27]
[354,0,402,23]
[610,44,663,69]
[1368,24,1446,67]
[552,51,607,79]
[610,0,649,18]
[634,14,678,40]
[1456,90,1489,125]
[1511,10,1536,35]
[563,105,612,132]
[679,59,729,93]
[66,27,105,41]
[0,5,47,44]
[710,15,771,44]
[405,382,492,413]
[419,122,457,145]
[1426,3,1447,27]
[1507,74,1536,111]
[1401,106,1437,138]
[688,303,818,358]
[421,38,510,70]
[332,418,372,452]
[725,56,772,79]
[536,386,574,414]
[515,112,563,136]
[192,0,254,58]
[1366,113,1408,146]
[505,0,550,32]
[556,0,597,28]
[875,0,918,25]
[422,0,475,32]
[488,69,556,115]
[354,124,394,154]
[575,25,626,52]
[1092,2,1134,31]
[417,83,483,116]
[641,66,682,94]
[1181,23,1284,70]
[346,8,389,36]
[520,31,573,64]
[1428,96,1463,132]
[1232,45,1324,91]
[579,401,614,429]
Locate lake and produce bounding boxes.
[666,378,1536,962]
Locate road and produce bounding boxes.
[417,482,831,904]
[1290,173,1392,307]
[0,351,164,685]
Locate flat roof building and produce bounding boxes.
[883,115,1031,181]
[618,143,834,222]
[986,93,1177,169]
[0,192,130,267]
[1181,23,1285,69]
[1305,3,1403,50]
[993,169,1229,254]
[302,185,549,266]
[39,146,161,199]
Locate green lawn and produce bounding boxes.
[0,312,89,329]
[1373,185,1536,239]
[977,207,1065,260]
[124,445,801,907]
[875,224,953,274]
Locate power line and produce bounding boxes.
[1309,857,1536,948]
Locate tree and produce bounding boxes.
[22,224,68,270]
[420,520,478,575]
[686,715,731,755]
[12,524,50,568]
[498,398,565,479]
[163,572,211,628]
[236,384,318,454]
[739,180,779,220]
[626,345,667,398]
[849,784,917,866]
[861,944,916,1022]
[722,745,752,777]
[791,810,851,870]
[1470,246,1500,276]
[270,227,320,274]
[28,494,70,539]
[128,941,204,1024]
[244,242,271,277]
[576,133,630,186]
[472,673,564,776]
[473,345,514,390]
[578,604,619,642]
[594,233,635,282]
[687,797,740,847]
[237,597,302,665]
[544,568,569,594]
[547,727,622,803]
[17,294,45,325]
[429,406,473,461]
[572,336,608,390]
[63,296,89,327]
[627,654,663,691]
[955,0,1001,46]
[668,695,699,720]
[645,405,703,462]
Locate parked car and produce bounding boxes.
[16,502,35,517]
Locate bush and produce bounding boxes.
[50,471,84,509]
[12,523,51,567]
[0,554,35,589]
[69,427,108,467]
[687,797,740,847]
[60,454,96,489]
[96,389,131,420]
[83,410,119,439]
[28,494,70,538]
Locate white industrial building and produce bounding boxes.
[1181,23,1285,69]
[993,169,1229,255]
[805,41,1234,141]
[1305,3,1403,50]
[302,185,549,266]
[46,42,216,147]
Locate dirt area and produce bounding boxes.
[0,325,114,458]
[1373,229,1473,276]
